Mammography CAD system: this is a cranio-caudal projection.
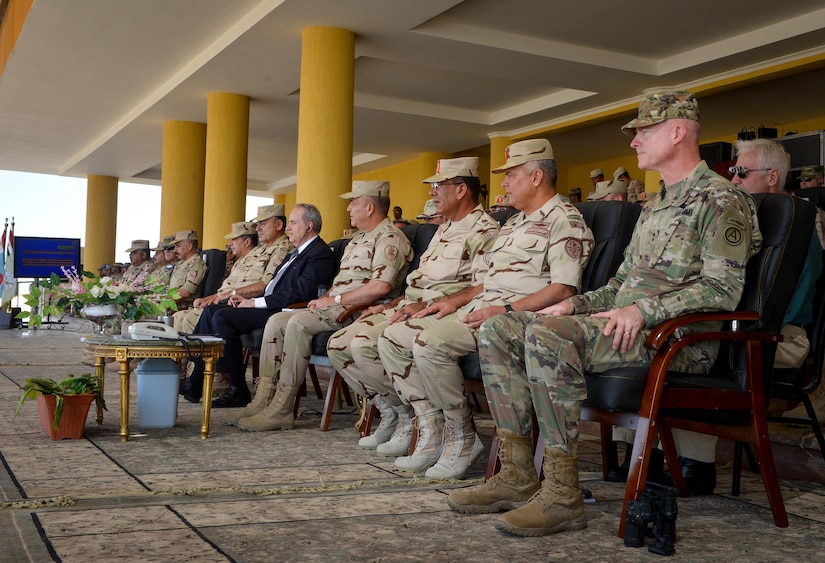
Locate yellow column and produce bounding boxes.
[643,170,661,198]
[203,93,250,250]
[489,136,510,204]
[84,175,118,272]
[297,27,355,242]
[160,120,206,240]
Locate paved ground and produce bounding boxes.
[2,324,825,562]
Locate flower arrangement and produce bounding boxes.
[17,266,179,328]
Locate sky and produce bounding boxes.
[0,169,271,270]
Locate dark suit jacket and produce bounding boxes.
[263,236,336,310]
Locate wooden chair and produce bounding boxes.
[581,192,815,536]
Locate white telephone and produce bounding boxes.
[129,321,180,340]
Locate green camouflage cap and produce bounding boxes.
[800,165,824,180]
[621,90,699,136]
[152,235,175,251]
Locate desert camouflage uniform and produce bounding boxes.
[170,253,206,295]
[627,178,646,204]
[173,240,291,333]
[258,217,413,388]
[478,162,762,455]
[120,260,155,285]
[152,263,173,285]
[259,234,293,286]
[327,205,500,405]
[378,194,593,414]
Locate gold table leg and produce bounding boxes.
[202,357,214,439]
[119,358,130,442]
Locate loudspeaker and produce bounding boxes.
[699,142,732,170]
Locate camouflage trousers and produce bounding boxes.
[326,308,403,407]
[172,307,203,334]
[377,311,477,415]
[258,305,348,386]
[479,312,713,457]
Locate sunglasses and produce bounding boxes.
[728,165,771,179]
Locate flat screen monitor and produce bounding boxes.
[13,237,81,279]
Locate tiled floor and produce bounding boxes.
[2,325,825,562]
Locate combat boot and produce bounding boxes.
[495,447,587,537]
[223,375,276,426]
[376,403,415,457]
[358,395,398,449]
[425,409,484,480]
[447,428,539,513]
[394,401,444,472]
[237,381,299,432]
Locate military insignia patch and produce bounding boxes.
[565,239,583,259]
[385,245,398,260]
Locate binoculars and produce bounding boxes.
[624,484,679,556]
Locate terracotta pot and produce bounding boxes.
[35,393,95,440]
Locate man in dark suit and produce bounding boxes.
[181,203,336,407]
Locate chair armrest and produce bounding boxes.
[644,311,761,351]
[284,301,372,323]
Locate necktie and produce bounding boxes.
[265,249,298,296]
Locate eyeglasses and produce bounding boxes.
[431,181,464,191]
[728,165,771,179]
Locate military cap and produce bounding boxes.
[588,179,628,200]
[622,89,699,135]
[613,166,628,179]
[223,221,257,239]
[416,199,439,220]
[125,239,150,253]
[253,204,286,222]
[339,180,390,199]
[422,157,479,183]
[169,230,198,245]
[800,165,824,180]
[492,139,554,173]
[589,168,604,179]
[151,235,175,251]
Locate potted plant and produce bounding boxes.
[14,373,107,440]
[17,266,179,329]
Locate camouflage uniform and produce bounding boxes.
[259,234,293,286]
[258,217,412,388]
[169,253,206,295]
[478,162,762,455]
[327,205,499,405]
[627,179,646,204]
[172,240,291,333]
[120,260,155,285]
[378,194,593,415]
[153,263,173,285]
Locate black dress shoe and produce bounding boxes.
[679,456,716,496]
[212,386,252,408]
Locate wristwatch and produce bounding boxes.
[504,304,514,313]
[334,294,342,305]
[425,299,435,307]
[231,289,237,297]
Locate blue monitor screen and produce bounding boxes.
[13,237,82,279]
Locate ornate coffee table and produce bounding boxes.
[82,335,224,441]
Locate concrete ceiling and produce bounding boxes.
[2,0,825,196]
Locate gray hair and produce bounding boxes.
[735,138,789,189]
[295,203,323,233]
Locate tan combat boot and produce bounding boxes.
[358,395,398,449]
[446,428,539,513]
[425,409,484,480]
[376,403,415,457]
[237,380,300,432]
[223,375,276,426]
[394,401,444,472]
[495,447,587,537]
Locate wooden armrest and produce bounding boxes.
[284,301,371,323]
[645,310,761,351]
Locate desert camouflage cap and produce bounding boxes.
[492,139,554,173]
[339,180,390,199]
[800,165,824,180]
[589,168,604,179]
[224,221,257,239]
[422,157,479,183]
[170,230,198,245]
[416,199,440,220]
[125,239,150,253]
[253,204,286,222]
[588,179,627,200]
[613,166,628,179]
[621,90,699,135]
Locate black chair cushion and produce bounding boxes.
[312,330,335,356]
[240,327,264,349]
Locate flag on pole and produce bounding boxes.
[1,217,15,305]
[0,218,7,304]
